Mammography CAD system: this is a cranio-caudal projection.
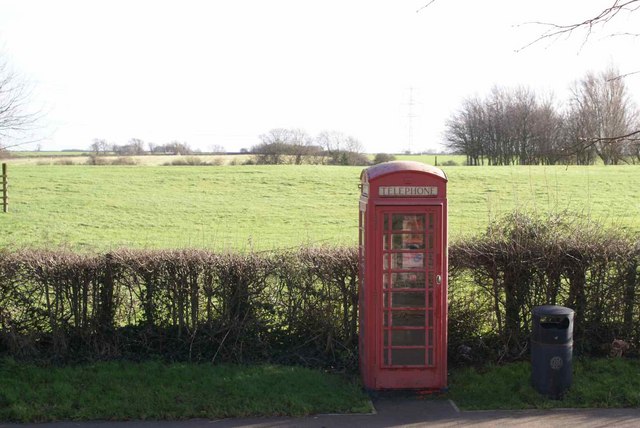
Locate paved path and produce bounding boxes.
[2,395,640,427]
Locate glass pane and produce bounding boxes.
[384,214,389,231]
[428,253,434,269]
[427,349,434,366]
[428,213,434,230]
[428,234,434,250]
[392,348,425,366]
[383,254,389,270]
[428,329,433,346]
[383,274,390,289]
[428,309,434,327]
[390,291,425,308]
[391,214,425,231]
[390,329,426,346]
[391,272,425,289]
[387,253,425,269]
[428,290,434,307]
[383,234,389,250]
[383,312,389,326]
[427,273,434,289]
[392,234,425,250]
[384,350,390,365]
[392,311,425,327]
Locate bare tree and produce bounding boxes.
[128,138,146,155]
[210,144,226,154]
[90,138,110,155]
[113,138,146,156]
[252,128,292,164]
[0,56,40,151]
[315,130,368,165]
[315,130,344,164]
[252,128,320,165]
[445,97,488,165]
[287,128,320,165]
[567,67,639,165]
[167,141,192,155]
[445,86,568,165]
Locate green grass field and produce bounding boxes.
[1,162,639,250]
[0,360,371,422]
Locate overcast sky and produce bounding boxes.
[1,0,639,153]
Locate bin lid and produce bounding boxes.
[533,305,574,316]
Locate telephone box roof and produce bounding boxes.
[361,161,448,182]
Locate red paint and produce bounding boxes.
[359,161,448,390]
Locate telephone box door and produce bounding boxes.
[373,205,446,389]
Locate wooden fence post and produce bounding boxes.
[2,163,7,213]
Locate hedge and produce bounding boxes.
[449,212,639,363]
[0,212,638,368]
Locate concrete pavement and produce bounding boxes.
[2,394,640,427]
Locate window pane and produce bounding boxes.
[387,253,425,269]
[392,311,425,327]
[390,329,426,346]
[391,272,425,289]
[392,348,425,366]
[392,234,425,250]
[391,214,425,231]
[390,291,425,308]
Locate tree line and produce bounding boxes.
[90,138,197,156]
[445,67,640,165]
[87,129,373,167]
[250,129,370,166]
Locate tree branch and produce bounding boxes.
[416,0,438,14]
[516,0,640,52]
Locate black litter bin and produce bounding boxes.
[531,305,574,399]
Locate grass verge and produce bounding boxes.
[449,358,640,410]
[0,359,371,422]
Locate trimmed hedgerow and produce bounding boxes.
[0,212,638,369]
[0,247,359,369]
[448,211,639,363]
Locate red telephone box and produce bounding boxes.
[359,161,448,390]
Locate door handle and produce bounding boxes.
[436,274,442,285]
